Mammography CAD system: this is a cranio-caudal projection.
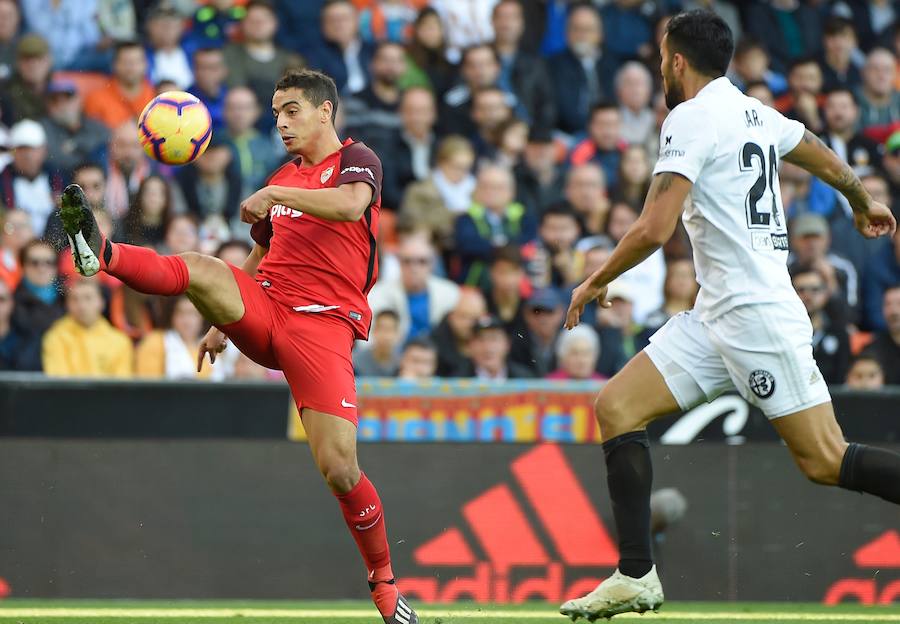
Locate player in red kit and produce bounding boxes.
[58,69,418,624]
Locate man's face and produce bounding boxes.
[17,52,51,85]
[617,67,651,111]
[22,244,57,287]
[489,259,523,297]
[561,336,597,379]
[790,232,827,263]
[371,44,406,85]
[734,47,768,82]
[523,140,556,172]
[242,6,277,44]
[147,14,184,48]
[171,296,203,340]
[789,63,823,95]
[583,247,611,278]
[565,165,606,212]
[273,88,329,155]
[397,238,434,293]
[846,359,884,390]
[474,167,514,213]
[2,210,32,250]
[525,305,563,341]
[67,282,103,327]
[47,90,81,127]
[660,35,685,110]
[114,47,147,87]
[824,92,857,134]
[824,28,854,61]
[400,345,437,379]
[400,89,436,137]
[448,293,486,340]
[322,2,358,47]
[472,91,510,134]
[372,315,400,351]
[567,6,601,56]
[165,216,198,254]
[607,203,637,241]
[110,124,143,169]
[224,88,259,134]
[588,109,621,150]
[0,0,20,42]
[193,51,226,93]
[470,328,509,369]
[540,214,579,251]
[461,47,499,89]
[793,271,828,315]
[13,144,46,178]
[492,1,524,46]
[73,167,106,209]
[862,176,891,205]
[884,288,900,335]
[864,50,897,97]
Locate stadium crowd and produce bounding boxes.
[0,0,899,388]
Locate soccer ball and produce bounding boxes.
[138,91,212,165]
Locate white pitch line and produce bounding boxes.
[1,609,900,621]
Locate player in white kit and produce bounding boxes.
[560,10,900,621]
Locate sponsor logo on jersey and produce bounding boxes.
[665,135,672,145]
[320,166,334,184]
[341,165,375,180]
[749,369,776,399]
[349,311,362,321]
[659,147,685,160]
[271,204,303,219]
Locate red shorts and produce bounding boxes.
[217,264,359,424]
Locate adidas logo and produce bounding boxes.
[398,445,617,603]
[825,530,900,605]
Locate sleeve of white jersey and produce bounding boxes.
[652,103,718,184]
[774,110,806,157]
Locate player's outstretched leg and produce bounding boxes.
[560,353,676,622]
[773,401,900,504]
[302,409,417,624]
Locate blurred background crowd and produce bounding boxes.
[0,0,899,390]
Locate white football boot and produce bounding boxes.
[559,566,664,621]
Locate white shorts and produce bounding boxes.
[644,301,831,419]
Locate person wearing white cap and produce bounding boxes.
[0,119,60,236]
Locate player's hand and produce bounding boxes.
[565,280,610,330]
[240,188,274,224]
[197,327,228,372]
[854,201,897,239]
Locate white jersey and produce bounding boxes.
[652,77,806,321]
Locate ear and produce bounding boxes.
[321,100,333,123]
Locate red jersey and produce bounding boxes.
[250,139,382,340]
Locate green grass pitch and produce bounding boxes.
[1,600,900,624]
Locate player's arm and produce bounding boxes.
[783,130,896,238]
[565,172,692,329]
[241,182,373,224]
[240,243,268,276]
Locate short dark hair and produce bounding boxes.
[404,335,436,353]
[275,69,340,123]
[375,309,400,324]
[734,37,767,60]
[246,0,276,15]
[824,16,854,37]
[666,10,734,77]
[214,239,252,259]
[788,56,821,74]
[490,244,523,267]
[744,80,772,95]
[113,40,143,60]
[589,101,620,119]
[825,87,858,105]
[19,238,56,268]
[789,261,826,282]
[72,162,105,180]
[540,204,579,224]
[461,43,500,67]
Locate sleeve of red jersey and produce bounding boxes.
[337,142,383,207]
[250,164,291,248]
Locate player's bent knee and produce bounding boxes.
[594,390,633,439]
[795,454,842,486]
[314,447,361,494]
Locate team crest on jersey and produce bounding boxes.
[321,166,334,184]
[749,369,776,399]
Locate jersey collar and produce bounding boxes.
[696,76,734,100]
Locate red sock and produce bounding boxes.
[335,472,394,583]
[106,243,190,296]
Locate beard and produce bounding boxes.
[664,78,685,110]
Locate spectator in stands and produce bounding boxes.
[188,47,229,132]
[880,131,900,206]
[791,263,850,384]
[22,0,101,71]
[84,41,155,129]
[176,137,241,226]
[431,0,496,63]
[788,213,857,318]
[820,16,862,93]
[863,285,900,384]
[118,175,173,247]
[523,205,581,290]
[845,354,885,390]
[469,86,513,160]
[396,335,438,380]
[570,103,625,192]
[104,121,155,221]
[600,0,656,61]
[779,160,837,218]
[484,244,526,338]
[224,0,305,130]
[514,126,563,216]
[491,0,554,131]
[11,239,65,371]
[492,117,528,169]
[0,34,52,126]
[185,0,243,51]
[41,278,132,378]
[593,280,638,374]
[546,323,605,381]
[214,239,252,267]
[615,61,654,147]
[822,88,882,177]
[438,44,505,138]
[779,57,825,134]
[453,313,533,379]
[729,37,787,95]
[222,86,281,199]
[638,257,698,350]
[0,209,29,289]
[163,214,200,254]
[369,235,460,343]
[508,287,563,377]
[431,286,485,376]
[0,278,18,369]
[405,7,455,97]
[857,47,900,135]
[97,0,137,48]
[136,294,226,380]
[615,144,652,207]
[400,135,475,250]
[353,309,401,376]
[862,232,900,331]
[564,163,610,236]
[0,120,62,237]
[549,3,617,135]
[845,1,899,50]
[309,0,374,94]
[746,80,776,107]
[455,164,535,287]
[0,0,21,82]
[343,41,405,146]
[145,2,193,90]
[72,163,107,212]
[380,86,436,210]
[744,0,822,73]
[357,0,418,44]
[41,79,110,178]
